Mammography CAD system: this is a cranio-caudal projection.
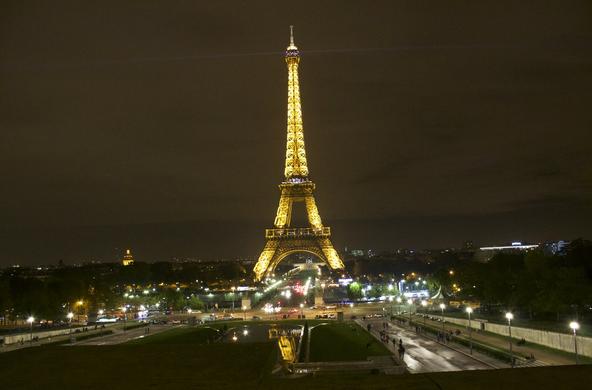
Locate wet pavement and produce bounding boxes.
[363,319,501,373]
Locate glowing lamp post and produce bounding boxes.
[466,307,473,354]
[27,316,35,345]
[299,303,304,318]
[439,303,446,334]
[396,297,402,315]
[505,312,514,367]
[407,299,413,325]
[570,321,580,364]
[122,306,127,332]
[243,305,247,320]
[421,300,428,328]
[67,312,74,334]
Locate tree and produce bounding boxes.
[347,282,362,300]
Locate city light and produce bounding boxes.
[466,307,473,314]
[506,312,514,367]
[27,316,34,324]
[570,321,580,364]
[67,312,74,319]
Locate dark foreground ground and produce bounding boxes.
[1,325,591,389]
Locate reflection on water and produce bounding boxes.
[220,324,302,343]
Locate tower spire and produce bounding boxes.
[284,25,308,180]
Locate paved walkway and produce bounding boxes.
[361,318,507,373]
[72,324,174,345]
[414,315,575,366]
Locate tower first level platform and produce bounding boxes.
[253,180,344,280]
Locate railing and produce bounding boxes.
[265,227,330,238]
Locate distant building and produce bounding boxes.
[475,241,539,262]
[122,249,135,266]
[541,240,570,256]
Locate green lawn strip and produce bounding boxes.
[0,343,276,389]
[126,326,220,345]
[309,322,391,362]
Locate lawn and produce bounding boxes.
[309,322,391,362]
[0,342,276,389]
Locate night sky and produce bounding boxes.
[1,1,591,265]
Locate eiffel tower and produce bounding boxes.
[253,27,345,281]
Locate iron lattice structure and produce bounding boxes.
[253,27,345,281]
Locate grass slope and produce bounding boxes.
[0,342,275,389]
[309,322,391,361]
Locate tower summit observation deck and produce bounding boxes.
[252,27,345,281]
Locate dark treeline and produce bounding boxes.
[434,239,592,321]
[0,261,247,322]
[345,240,592,322]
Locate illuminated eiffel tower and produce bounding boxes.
[253,27,345,281]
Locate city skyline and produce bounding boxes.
[2,1,591,265]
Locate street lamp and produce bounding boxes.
[122,306,127,332]
[439,303,446,334]
[243,305,247,320]
[27,316,35,344]
[67,312,74,334]
[407,299,413,325]
[396,297,402,315]
[466,307,473,355]
[506,312,514,367]
[299,303,304,318]
[570,321,580,364]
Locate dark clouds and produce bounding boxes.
[1,1,591,264]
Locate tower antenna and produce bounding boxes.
[290,25,294,46]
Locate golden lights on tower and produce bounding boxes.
[253,27,344,281]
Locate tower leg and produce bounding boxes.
[318,237,345,270]
[304,195,323,229]
[274,194,292,228]
[254,240,280,281]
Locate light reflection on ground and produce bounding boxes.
[220,323,302,343]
